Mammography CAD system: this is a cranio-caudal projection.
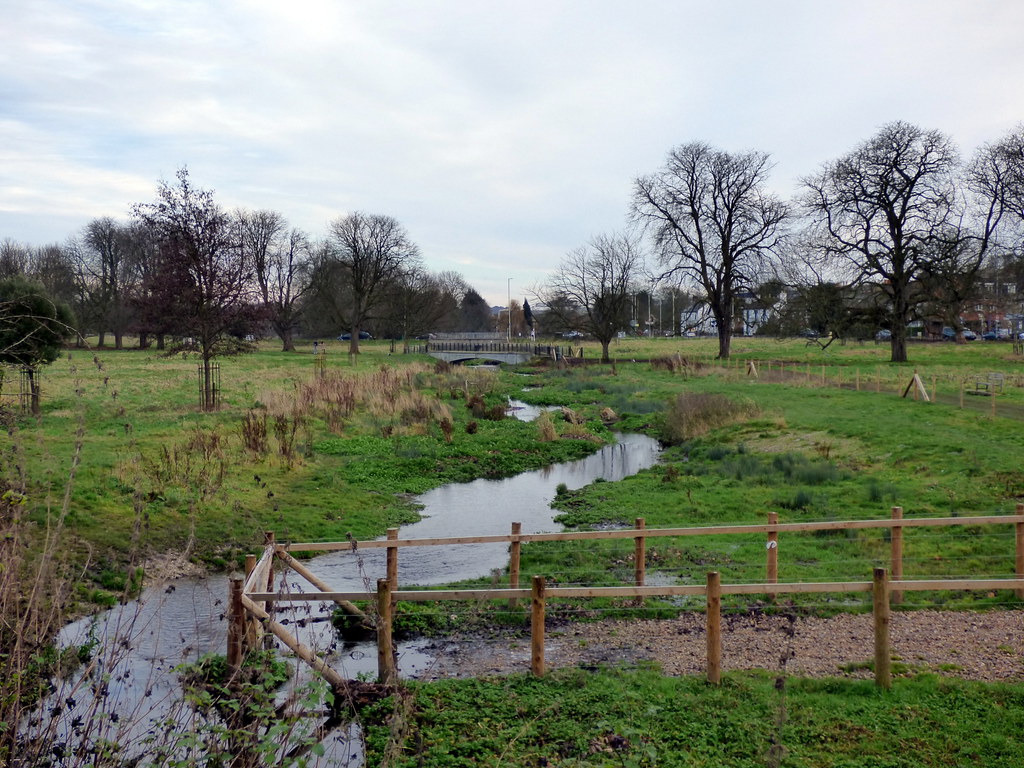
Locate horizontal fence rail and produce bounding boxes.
[230,507,1024,691]
[283,513,1024,551]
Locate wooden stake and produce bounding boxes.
[890,507,903,605]
[509,521,522,610]
[766,512,778,601]
[901,373,930,402]
[386,527,399,613]
[960,379,964,409]
[264,531,276,649]
[873,568,891,689]
[1016,504,1024,601]
[856,368,860,391]
[377,579,397,685]
[531,575,546,677]
[227,577,244,677]
[634,517,646,590]
[706,571,721,685]
[244,554,260,647]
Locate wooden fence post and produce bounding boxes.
[873,568,891,689]
[531,575,546,678]
[227,576,244,677]
[766,512,778,601]
[386,528,399,610]
[263,531,276,649]
[890,507,903,604]
[634,518,646,605]
[377,579,397,685]
[1016,503,1024,600]
[706,571,721,685]
[856,368,860,391]
[244,553,259,647]
[960,379,965,409]
[509,521,522,610]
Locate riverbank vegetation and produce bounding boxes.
[363,669,1024,767]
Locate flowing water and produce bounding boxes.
[51,402,661,763]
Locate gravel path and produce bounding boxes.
[422,610,1024,682]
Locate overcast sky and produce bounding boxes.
[2,1,1022,305]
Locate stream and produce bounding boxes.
[50,402,662,763]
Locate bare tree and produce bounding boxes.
[326,212,421,354]
[801,122,967,362]
[0,240,29,282]
[134,168,256,410]
[236,209,311,351]
[633,143,789,359]
[538,232,643,363]
[71,217,139,349]
[378,268,461,346]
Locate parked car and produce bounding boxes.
[982,331,998,341]
[338,331,373,340]
[963,329,977,341]
[941,327,956,340]
[875,329,891,341]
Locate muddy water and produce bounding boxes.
[54,404,661,762]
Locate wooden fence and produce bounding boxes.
[230,506,1024,691]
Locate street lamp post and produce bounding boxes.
[507,278,513,342]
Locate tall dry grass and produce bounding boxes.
[662,392,760,443]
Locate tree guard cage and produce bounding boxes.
[197,362,221,410]
[19,366,38,414]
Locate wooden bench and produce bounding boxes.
[973,372,1004,396]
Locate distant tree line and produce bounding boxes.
[0,168,509,357]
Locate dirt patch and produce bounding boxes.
[420,609,1024,683]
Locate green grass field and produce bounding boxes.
[6,335,1024,607]
[362,670,1024,767]
[7,335,1024,765]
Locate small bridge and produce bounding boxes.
[410,334,580,365]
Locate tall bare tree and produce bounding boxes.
[326,212,421,354]
[236,209,311,351]
[538,232,643,363]
[72,217,139,349]
[134,168,255,410]
[801,122,967,362]
[633,143,789,359]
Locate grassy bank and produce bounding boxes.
[363,669,1024,767]
[2,340,608,597]
[507,346,1024,613]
